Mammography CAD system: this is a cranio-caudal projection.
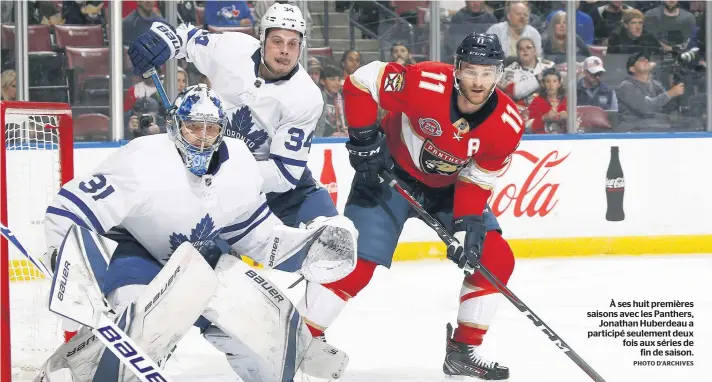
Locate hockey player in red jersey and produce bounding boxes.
[299,33,522,380]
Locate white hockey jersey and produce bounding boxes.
[44,134,282,266]
[175,27,324,194]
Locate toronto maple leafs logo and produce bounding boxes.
[178,94,201,116]
[224,106,268,152]
[168,214,221,257]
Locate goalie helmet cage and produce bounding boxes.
[0,101,74,381]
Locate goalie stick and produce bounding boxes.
[379,171,607,382]
[0,223,174,382]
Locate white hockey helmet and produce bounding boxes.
[259,3,307,50]
[167,84,227,177]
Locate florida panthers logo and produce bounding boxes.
[168,214,221,258]
[225,106,268,152]
[420,140,469,175]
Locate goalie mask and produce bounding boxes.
[168,84,227,177]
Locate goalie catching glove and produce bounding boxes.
[266,215,358,284]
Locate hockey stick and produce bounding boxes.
[0,223,174,382]
[145,68,173,111]
[379,172,607,382]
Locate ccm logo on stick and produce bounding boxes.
[97,325,169,382]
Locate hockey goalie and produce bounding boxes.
[35,84,353,382]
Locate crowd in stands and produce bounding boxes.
[0,0,708,141]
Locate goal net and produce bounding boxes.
[0,101,74,380]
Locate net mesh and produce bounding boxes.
[4,110,66,378]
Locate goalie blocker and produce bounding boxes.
[37,216,355,382]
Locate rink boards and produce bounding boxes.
[11,132,711,278]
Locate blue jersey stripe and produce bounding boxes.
[58,189,105,234]
[226,210,272,245]
[223,202,268,233]
[46,206,91,231]
[269,154,307,167]
[272,157,300,185]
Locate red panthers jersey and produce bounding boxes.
[343,61,524,218]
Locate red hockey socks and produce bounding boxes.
[298,258,378,337]
[455,231,515,346]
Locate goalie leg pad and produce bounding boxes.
[203,326,274,382]
[36,242,218,382]
[202,255,348,382]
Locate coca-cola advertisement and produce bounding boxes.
[605,146,625,221]
[489,149,570,219]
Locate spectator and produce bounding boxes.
[391,42,417,65]
[607,9,662,56]
[588,1,632,45]
[1,70,16,101]
[542,11,591,64]
[204,0,253,27]
[498,37,555,118]
[486,1,542,57]
[340,50,361,84]
[577,56,618,111]
[62,1,104,25]
[126,96,165,139]
[446,1,498,55]
[123,0,166,45]
[317,65,347,137]
[124,76,159,113]
[616,52,687,131]
[644,0,696,51]
[199,73,212,88]
[492,0,545,31]
[28,1,63,25]
[177,1,198,24]
[450,1,497,26]
[307,57,324,89]
[545,1,595,45]
[527,67,567,134]
[178,67,188,94]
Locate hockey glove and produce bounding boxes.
[345,134,393,185]
[128,22,182,76]
[447,215,487,269]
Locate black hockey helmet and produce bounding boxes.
[455,32,505,68]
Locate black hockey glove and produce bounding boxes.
[345,134,393,185]
[447,215,487,269]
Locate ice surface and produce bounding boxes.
[15,254,712,382]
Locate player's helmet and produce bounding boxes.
[453,33,506,105]
[167,84,227,177]
[259,3,307,53]
[455,32,505,67]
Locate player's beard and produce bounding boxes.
[462,83,495,107]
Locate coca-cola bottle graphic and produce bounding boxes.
[320,149,338,206]
[605,146,625,221]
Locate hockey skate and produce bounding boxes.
[443,323,509,381]
[296,333,348,382]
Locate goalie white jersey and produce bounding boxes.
[44,134,281,267]
[175,27,324,194]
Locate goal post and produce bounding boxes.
[0,101,74,380]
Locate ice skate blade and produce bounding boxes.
[444,375,508,382]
